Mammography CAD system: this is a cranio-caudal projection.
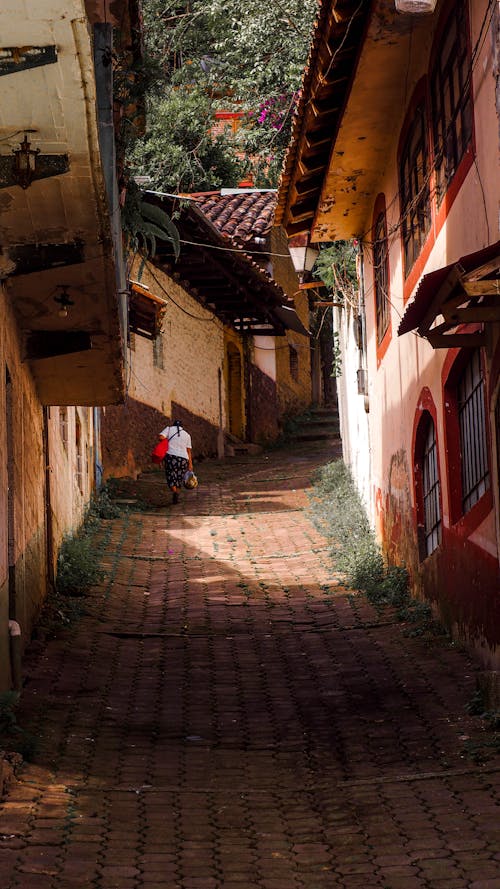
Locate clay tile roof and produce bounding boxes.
[190,191,278,244]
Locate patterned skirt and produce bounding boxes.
[164,454,188,489]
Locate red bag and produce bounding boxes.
[151,438,169,464]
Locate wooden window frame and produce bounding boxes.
[372,194,392,364]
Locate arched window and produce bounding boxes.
[373,208,390,344]
[415,408,442,558]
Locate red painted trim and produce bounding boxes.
[442,346,492,531]
[399,5,476,303]
[215,111,244,120]
[371,193,393,367]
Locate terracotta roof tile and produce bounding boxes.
[190,191,277,243]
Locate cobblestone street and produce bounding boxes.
[1,442,499,889]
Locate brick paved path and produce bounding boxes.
[1,443,500,889]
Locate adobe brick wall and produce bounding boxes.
[101,397,219,480]
[128,263,224,429]
[249,365,279,444]
[0,285,47,689]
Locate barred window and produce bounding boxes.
[430,0,472,205]
[373,210,390,343]
[59,406,68,450]
[400,102,432,274]
[422,417,441,556]
[289,344,299,382]
[458,350,490,514]
[75,413,84,495]
[153,335,164,369]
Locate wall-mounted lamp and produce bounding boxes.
[288,235,320,284]
[395,0,437,12]
[54,285,75,318]
[12,132,40,189]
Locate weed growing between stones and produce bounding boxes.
[309,460,408,607]
[56,485,124,597]
[309,459,448,637]
[462,687,500,762]
[0,692,38,761]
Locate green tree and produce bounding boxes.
[132,0,318,190]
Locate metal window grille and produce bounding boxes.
[400,103,432,273]
[289,344,299,382]
[153,335,164,369]
[373,211,390,343]
[59,406,68,450]
[430,0,472,204]
[75,414,84,495]
[458,350,490,514]
[422,418,441,556]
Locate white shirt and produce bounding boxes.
[160,425,192,459]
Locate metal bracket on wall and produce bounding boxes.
[0,154,70,189]
[0,46,58,76]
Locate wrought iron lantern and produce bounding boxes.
[54,285,75,318]
[12,133,40,189]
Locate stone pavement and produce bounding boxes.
[1,442,500,889]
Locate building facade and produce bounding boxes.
[277,0,500,670]
[0,0,140,689]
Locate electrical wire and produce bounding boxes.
[142,259,221,324]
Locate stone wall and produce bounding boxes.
[0,284,47,690]
[248,365,279,444]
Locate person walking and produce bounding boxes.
[158,419,193,504]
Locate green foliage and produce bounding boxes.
[309,460,409,608]
[56,534,105,597]
[122,181,180,259]
[313,241,358,299]
[0,692,38,761]
[134,0,318,188]
[129,88,246,192]
[55,485,122,597]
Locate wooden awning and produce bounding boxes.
[129,280,167,339]
[398,242,500,349]
[142,192,304,335]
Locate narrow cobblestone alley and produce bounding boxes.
[1,443,499,889]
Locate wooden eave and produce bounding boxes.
[276,0,371,237]
[398,242,500,349]
[143,193,291,335]
[277,0,433,243]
